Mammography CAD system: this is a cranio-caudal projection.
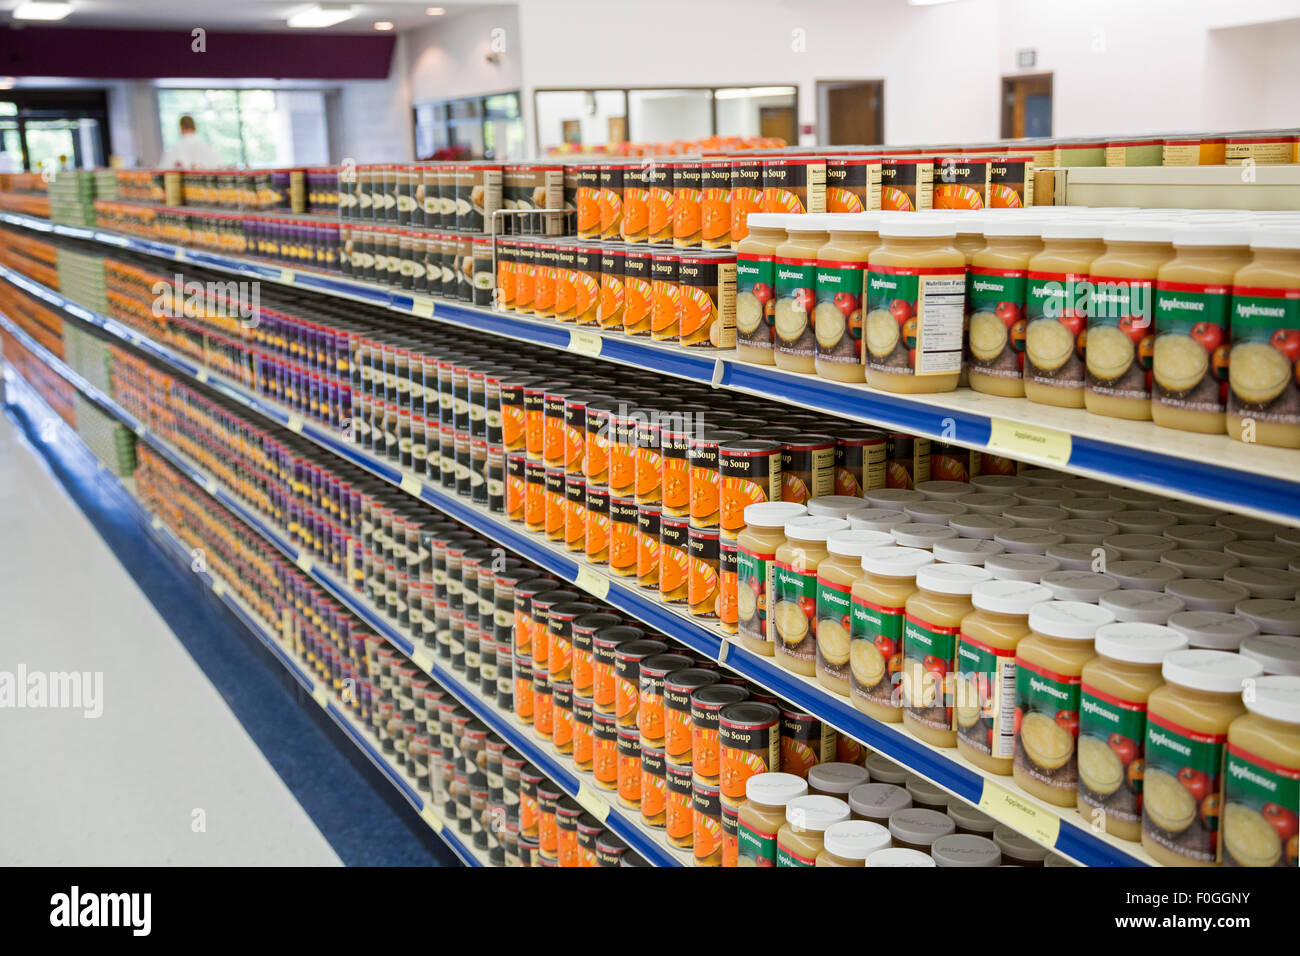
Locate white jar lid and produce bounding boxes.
[1167,610,1258,650]
[1239,635,1300,677]
[1045,542,1119,572]
[1108,487,1167,508]
[743,501,807,529]
[1106,559,1184,590]
[1161,648,1262,693]
[1040,569,1121,602]
[1242,674,1300,722]
[867,847,936,867]
[865,488,925,509]
[1029,600,1115,639]
[1166,578,1250,613]
[1109,510,1179,534]
[1017,467,1067,486]
[969,475,1028,492]
[1004,505,1069,528]
[1061,477,1112,498]
[1094,622,1188,663]
[741,213,790,231]
[879,217,958,239]
[1224,567,1300,600]
[892,522,959,548]
[1163,524,1238,550]
[915,480,975,501]
[1157,499,1225,523]
[995,528,1067,554]
[956,492,1019,515]
[904,500,969,523]
[1039,219,1108,241]
[1235,598,1300,636]
[1216,513,1285,541]
[862,546,935,578]
[1105,533,1178,559]
[1061,498,1128,520]
[745,771,809,806]
[949,514,1016,540]
[971,580,1053,615]
[916,562,993,595]
[1100,588,1186,624]
[1052,519,1120,544]
[826,529,895,558]
[822,820,892,861]
[983,553,1061,583]
[784,794,851,833]
[1015,486,1075,507]
[933,538,1004,566]
[784,515,851,541]
[1278,526,1300,548]
[1161,548,1239,580]
[807,495,875,519]
[1224,539,1300,569]
[848,508,912,533]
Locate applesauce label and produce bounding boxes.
[814,259,868,365]
[955,635,1017,758]
[865,267,965,376]
[815,576,853,679]
[1086,276,1155,401]
[738,819,778,866]
[771,562,818,662]
[776,840,817,867]
[967,267,1027,379]
[1222,744,1300,868]
[737,548,775,646]
[1152,281,1231,414]
[1078,684,1147,824]
[850,596,904,708]
[1227,287,1300,427]
[774,256,818,359]
[1024,272,1090,391]
[1013,659,1081,793]
[736,253,776,351]
[1143,714,1227,864]
[902,614,960,730]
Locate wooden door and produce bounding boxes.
[758,106,797,145]
[1001,74,1053,139]
[817,81,884,146]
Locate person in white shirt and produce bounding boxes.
[158,114,225,169]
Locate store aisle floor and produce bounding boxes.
[0,395,456,866]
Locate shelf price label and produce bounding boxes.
[411,296,435,319]
[150,515,163,531]
[574,565,610,600]
[204,476,218,496]
[296,553,314,575]
[987,418,1072,467]
[195,368,209,384]
[568,329,603,357]
[420,802,445,833]
[134,423,146,438]
[411,647,434,673]
[400,473,423,496]
[978,778,1061,847]
[286,413,304,434]
[311,686,330,709]
[211,579,226,598]
[576,782,611,823]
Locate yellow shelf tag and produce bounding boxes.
[204,477,218,495]
[150,515,163,531]
[576,782,611,823]
[211,579,225,597]
[717,637,730,666]
[311,686,330,709]
[296,553,314,574]
[574,565,610,600]
[400,473,423,496]
[411,647,433,673]
[134,423,146,438]
[280,269,295,285]
[987,418,1072,466]
[420,802,445,833]
[286,413,304,434]
[978,778,1061,847]
[195,368,209,384]
[568,329,603,357]
[411,296,435,319]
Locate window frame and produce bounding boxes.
[410,89,523,161]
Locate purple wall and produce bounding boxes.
[0,26,395,80]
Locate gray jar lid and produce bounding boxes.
[1167,610,1258,650]
[865,488,924,509]
[1045,542,1118,572]
[993,823,1049,862]
[848,508,913,533]
[1017,467,1068,486]
[1107,487,1167,508]
[1109,509,1179,534]
[1166,578,1250,612]
[1105,559,1184,590]
[984,553,1061,582]
[1163,524,1238,550]
[1235,599,1300,636]
[1161,548,1240,580]
[1105,533,1178,560]
[931,833,1002,867]
[888,807,956,847]
[1015,486,1076,507]
[904,500,969,524]
[1239,634,1300,676]
[1100,588,1186,624]
[933,538,1004,566]
[1044,851,1078,867]
[955,492,1020,515]
[1004,505,1069,528]
[905,775,951,808]
[1060,498,1128,521]
[1052,518,1121,544]
[1061,477,1113,498]
[891,522,959,549]
[1217,513,1286,541]
[948,513,1016,540]
[915,479,975,501]
[969,474,1028,492]
[1224,539,1300,569]
[946,800,997,834]
[864,754,910,785]
[1158,499,1226,523]
[807,761,870,796]
[995,528,1067,554]
[1040,569,1121,602]
[847,782,912,822]
[807,495,875,519]
[1224,567,1300,600]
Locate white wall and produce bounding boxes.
[404,4,522,103]
[1202,17,1300,130]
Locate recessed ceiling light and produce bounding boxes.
[286,4,356,29]
[12,1,74,21]
[0,77,16,90]
[374,20,394,31]
[426,6,446,14]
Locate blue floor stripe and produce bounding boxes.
[5,399,460,867]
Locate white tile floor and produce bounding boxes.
[0,414,341,865]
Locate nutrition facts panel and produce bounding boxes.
[917,276,966,374]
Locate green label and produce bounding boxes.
[1223,744,1299,868]
[902,614,959,729]
[816,576,852,621]
[1142,713,1226,863]
[772,562,818,662]
[968,268,1027,377]
[737,820,777,866]
[1013,659,1081,792]
[1088,276,1154,327]
[969,267,1027,314]
[776,841,817,867]
[1231,290,1300,338]
[1026,273,1091,322]
[1154,282,1231,334]
[849,595,903,707]
[866,269,920,311]
[954,637,1016,758]
[736,548,772,644]
[815,576,852,672]
[774,259,816,300]
[814,261,867,364]
[736,253,775,349]
[1078,685,1147,823]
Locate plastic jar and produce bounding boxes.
[815,215,881,381]
[1077,622,1189,841]
[773,516,851,676]
[734,214,786,364]
[1024,219,1106,408]
[772,218,831,374]
[1221,676,1300,867]
[864,218,966,393]
[816,820,892,867]
[776,795,851,867]
[1141,650,1264,865]
[888,807,956,852]
[735,502,808,658]
[903,563,994,747]
[850,546,935,722]
[737,772,808,867]
[1013,601,1116,807]
[956,580,1054,775]
[816,529,894,695]
[968,219,1042,397]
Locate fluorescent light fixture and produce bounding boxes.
[12,1,74,20]
[374,20,394,30]
[426,6,446,14]
[286,4,356,29]
[714,86,796,100]
[0,77,15,90]
[907,0,959,5]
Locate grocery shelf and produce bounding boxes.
[2,309,1153,867]
[4,210,1299,527]
[0,369,486,868]
[1049,163,1300,210]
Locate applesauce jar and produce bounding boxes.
[1227,226,1300,449]
[850,546,934,722]
[735,502,807,658]
[903,563,994,747]
[1221,675,1300,867]
[735,213,786,365]
[955,580,1054,775]
[815,214,882,382]
[773,217,831,374]
[1152,222,1254,434]
[816,820,892,867]
[968,219,1044,397]
[1013,601,1116,807]
[1085,221,1179,421]
[816,528,894,696]
[1024,219,1107,408]
[776,795,851,867]
[865,218,966,393]
[1142,650,1264,866]
[737,771,808,867]
[1077,623,1188,842]
[773,515,851,676]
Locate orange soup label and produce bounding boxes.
[623,274,652,333]
[585,508,610,563]
[593,736,618,790]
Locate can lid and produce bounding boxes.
[1239,636,1300,677]
[718,701,781,727]
[823,820,892,860]
[783,515,851,541]
[663,667,721,694]
[691,684,750,708]
[1162,648,1263,692]
[742,501,807,529]
[866,847,936,867]
[827,529,895,558]
[745,771,809,806]
[946,799,997,834]
[640,653,694,678]
[1165,577,1251,613]
[892,522,959,548]
[1242,674,1300,721]
[848,508,913,533]
[1105,559,1184,590]
[784,794,851,833]
[931,833,1002,867]
[864,753,911,785]
[1094,622,1188,663]
[947,514,1015,541]
[848,782,912,820]
[861,545,934,577]
[807,495,875,519]
[807,761,871,796]
[971,580,1053,615]
[1224,567,1300,600]
[888,807,956,845]
[1099,588,1186,624]
[983,552,1061,583]
[1028,600,1115,640]
[1235,598,1300,636]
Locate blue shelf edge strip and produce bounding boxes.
[3,306,1146,868]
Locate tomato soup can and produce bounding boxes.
[552,242,577,322]
[573,694,595,772]
[881,156,934,212]
[598,244,626,330]
[585,484,611,564]
[718,540,740,633]
[616,726,642,809]
[719,439,783,539]
[610,494,640,577]
[573,242,601,326]
[678,250,737,349]
[593,712,619,791]
[638,652,693,748]
[688,525,721,619]
[666,760,695,848]
[988,155,1035,208]
[762,154,827,214]
[672,160,703,249]
[691,684,750,784]
[614,638,668,729]
[598,162,625,240]
[552,680,574,755]
[572,612,618,698]
[640,742,668,828]
[886,433,931,488]
[650,250,682,342]
[664,667,720,763]
[659,514,691,604]
[636,503,662,589]
[688,428,746,528]
[575,163,601,239]
[826,154,883,212]
[564,474,587,552]
[634,412,664,504]
[692,780,723,867]
[595,829,627,866]
[622,246,653,335]
[609,406,640,497]
[834,428,888,496]
[646,163,674,245]
[780,705,837,779]
[524,459,546,531]
[513,654,534,724]
[932,155,990,210]
[718,701,782,806]
[505,451,527,520]
[722,800,740,867]
[544,466,566,541]
[621,163,649,243]
[583,397,618,486]
[729,157,764,246]
[700,159,732,250]
[592,624,645,715]
[780,433,836,504]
